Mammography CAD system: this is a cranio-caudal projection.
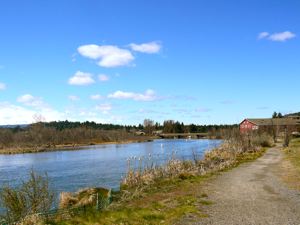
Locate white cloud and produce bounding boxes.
[77,44,134,67]
[258,32,269,39]
[90,94,103,100]
[269,31,296,42]
[68,95,80,101]
[68,71,95,86]
[36,108,65,122]
[96,103,112,114]
[16,94,65,122]
[98,74,110,82]
[0,97,124,125]
[258,31,296,42]
[0,82,6,90]
[0,102,36,124]
[17,94,45,107]
[0,102,64,125]
[129,42,161,54]
[108,89,157,101]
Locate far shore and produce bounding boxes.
[0,138,155,155]
[0,136,218,155]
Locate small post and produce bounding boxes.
[108,189,112,204]
[96,192,99,211]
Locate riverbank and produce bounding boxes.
[0,138,155,155]
[48,133,271,224]
[0,139,224,224]
[50,150,267,225]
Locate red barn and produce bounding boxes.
[239,118,300,133]
[239,119,259,133]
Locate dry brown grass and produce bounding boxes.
[281,138,300,190]
[16,214,44,225]
[121,130,271,192]
[59,187,110,209]
[279,159,300,190]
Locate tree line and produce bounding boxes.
[45,120,141,131]
[0,120,237,151]
[0,122,145,151]
[143,119,237,135]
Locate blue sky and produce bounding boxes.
[0,0,299,125]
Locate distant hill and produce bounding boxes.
[285,112,300,117]
[0,124,29,128]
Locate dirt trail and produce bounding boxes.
[195,147,300,225]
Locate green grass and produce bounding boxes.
[198,200,213,205]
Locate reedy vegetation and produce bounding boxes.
[121,129,273,191]
[0,170,54,224]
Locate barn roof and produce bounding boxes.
[245,118,300,126]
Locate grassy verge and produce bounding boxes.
[235,148,267,164]
[284,138,300,169]
[50,147,267,225]
[281,138,300,190]
[50,176,210,225]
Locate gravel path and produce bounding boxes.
[194,146,300,225]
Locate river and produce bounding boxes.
[0,139,222,193]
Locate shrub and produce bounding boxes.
[0,170,54,224]
[252,133,274,147]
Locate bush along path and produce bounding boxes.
[192,145,300,225]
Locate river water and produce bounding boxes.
[0,139,222,193]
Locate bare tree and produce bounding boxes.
[143,119,154,135]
